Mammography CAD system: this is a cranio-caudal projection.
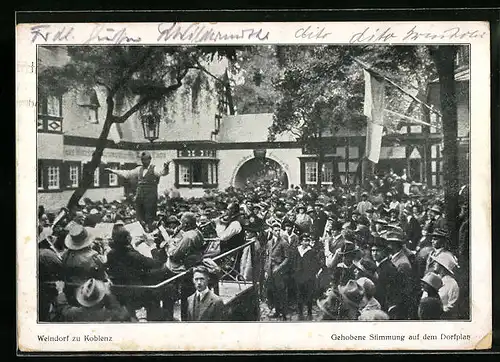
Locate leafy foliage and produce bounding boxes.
[269,45,437,143]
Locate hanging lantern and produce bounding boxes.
[141,112,161,143]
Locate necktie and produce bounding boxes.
[194,293,201,320]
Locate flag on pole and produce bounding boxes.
[363,69,386,164]
[109,123,122,144]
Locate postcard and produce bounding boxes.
[17,20,491,352]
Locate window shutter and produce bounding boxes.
[61,162,70,189]
[100,163,108,187]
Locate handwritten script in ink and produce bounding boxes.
[85,24,142,44]
[30,25,75,43]
[349,25,487,43]
[157,23,270,43]
[401,25,487,41]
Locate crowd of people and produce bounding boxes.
[37,169,470,323]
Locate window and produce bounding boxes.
[321,163,333,184]
[107,163,119,186]
[38,93,63,133]
[348,147,359,159]
[176,160,218,187]
[410,125,422,133]
[177,149,217,158]
[69,164,79,187]
[46,95,61,117]
[305,162,317,184]
[86,107,99,124]
[38,162,43,189]
[179,164,191,185]
[47,166,60,190]
[93,167,100,187]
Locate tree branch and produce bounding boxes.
[193,60,230,87]
[114,81,185,124]
[110,47,154,96]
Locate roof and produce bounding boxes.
[218,113,297,143]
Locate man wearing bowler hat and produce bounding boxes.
[370,233,403,318]
[106,152,171,232]
[386,231,416,319]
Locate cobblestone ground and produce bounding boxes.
[259,299,322,322]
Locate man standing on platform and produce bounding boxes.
[105,152,170,232]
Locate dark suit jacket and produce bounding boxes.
[375,258,402,312]
[187,290,225,321]
[405,216,422,247]
[290,246,320,284]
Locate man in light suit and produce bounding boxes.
[187,266,225,321]
[106,152,170,232]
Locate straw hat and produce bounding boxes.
[353,258,378,281]
[338,280,365,309]
[429,204,443,214]
[421,272,443,292]
[64,223,94,250]
[431,252,459,275]
[76,278,107,307]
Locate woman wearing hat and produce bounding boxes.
[353,258,379,284]
[316,281,363,321]
[429,253,460,319]
[294,204,313,235]
[61,223,108,306]
[420,272,443,301]
[331,242,359,288]
[424,228,457,275]
[356,277,382,314]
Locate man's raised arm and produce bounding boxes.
[153,161,171,178]
[104,166,140,180]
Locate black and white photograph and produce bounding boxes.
[35,43,471,323]
[16,20,491,352]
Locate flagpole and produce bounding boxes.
[351,57,443,118]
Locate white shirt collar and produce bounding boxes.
[376,257,389,267]
[196,288,209,300]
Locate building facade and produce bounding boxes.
[37,46,469,212]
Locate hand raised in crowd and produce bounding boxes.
[55,280,65,294]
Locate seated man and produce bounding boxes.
[186,266,225,321]
[54,279,132,322]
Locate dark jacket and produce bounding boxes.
[168,228,205,271]
[106,245,168,285]
[61,247,107,284]
[187,290,225,321]
[405,215,422,248]
[375,258,403,312]
[55,291,132,322]
[290,246,320,285]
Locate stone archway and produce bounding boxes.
[233,157,289,190]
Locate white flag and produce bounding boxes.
[109,123,122,144]
[363,69,385,164]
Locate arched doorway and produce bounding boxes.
[233,157,289,190]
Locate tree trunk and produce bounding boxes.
[66,116,114,212]
[430,46,459,255]
[316,134,324,191]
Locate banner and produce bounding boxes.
[363,69,386,163]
